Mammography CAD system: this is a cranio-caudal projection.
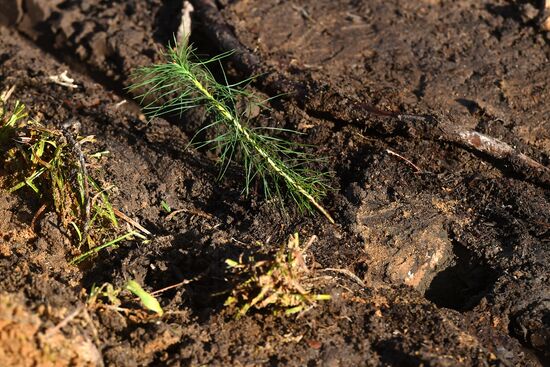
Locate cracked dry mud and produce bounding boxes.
[0,0,549,366]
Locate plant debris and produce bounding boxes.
[224,233,331,317]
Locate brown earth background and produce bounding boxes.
[0,0,549,366]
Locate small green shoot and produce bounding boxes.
[88,280,163,316]
[88,283,121,307]
[130,42,334,223]
[125,280,164,316]
[0,92,26,146]
[69,230,146,265]
[160,200,172,213]
[5,120,117,243]
[224,233,331,317]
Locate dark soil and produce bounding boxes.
[0,0,549,366]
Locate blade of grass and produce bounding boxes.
[69,231,142,265]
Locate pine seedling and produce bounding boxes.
[130,42,334,223]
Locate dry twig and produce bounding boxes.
[42,306,83,339]
[177,1,195,43]
[386,149,423,173]
[49,70,79,89]
[113,208,152,236]
[165,207,213,221]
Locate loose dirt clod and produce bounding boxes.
[0,293,101,367]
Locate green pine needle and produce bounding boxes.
[130,43,334,223]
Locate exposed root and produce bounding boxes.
[386,148,423,173]
[49,70,79,89]
[394,113,550,187]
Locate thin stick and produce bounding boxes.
[302,235,318,252]
[81,309,100,342]
[149,276,202,296]
[69,231,138,265]
[42,306,83,338]
[113,208,152,235]
[165,207,213,221]
[319,268,366,288]
[386,148,422,173]
[0,85,16,102]
[30,203,48,233]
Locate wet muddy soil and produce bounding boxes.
[0,0,549,366]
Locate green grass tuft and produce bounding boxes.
[1,89,143,263]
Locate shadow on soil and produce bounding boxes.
[375,339,424,367]
[425,240,499,311]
